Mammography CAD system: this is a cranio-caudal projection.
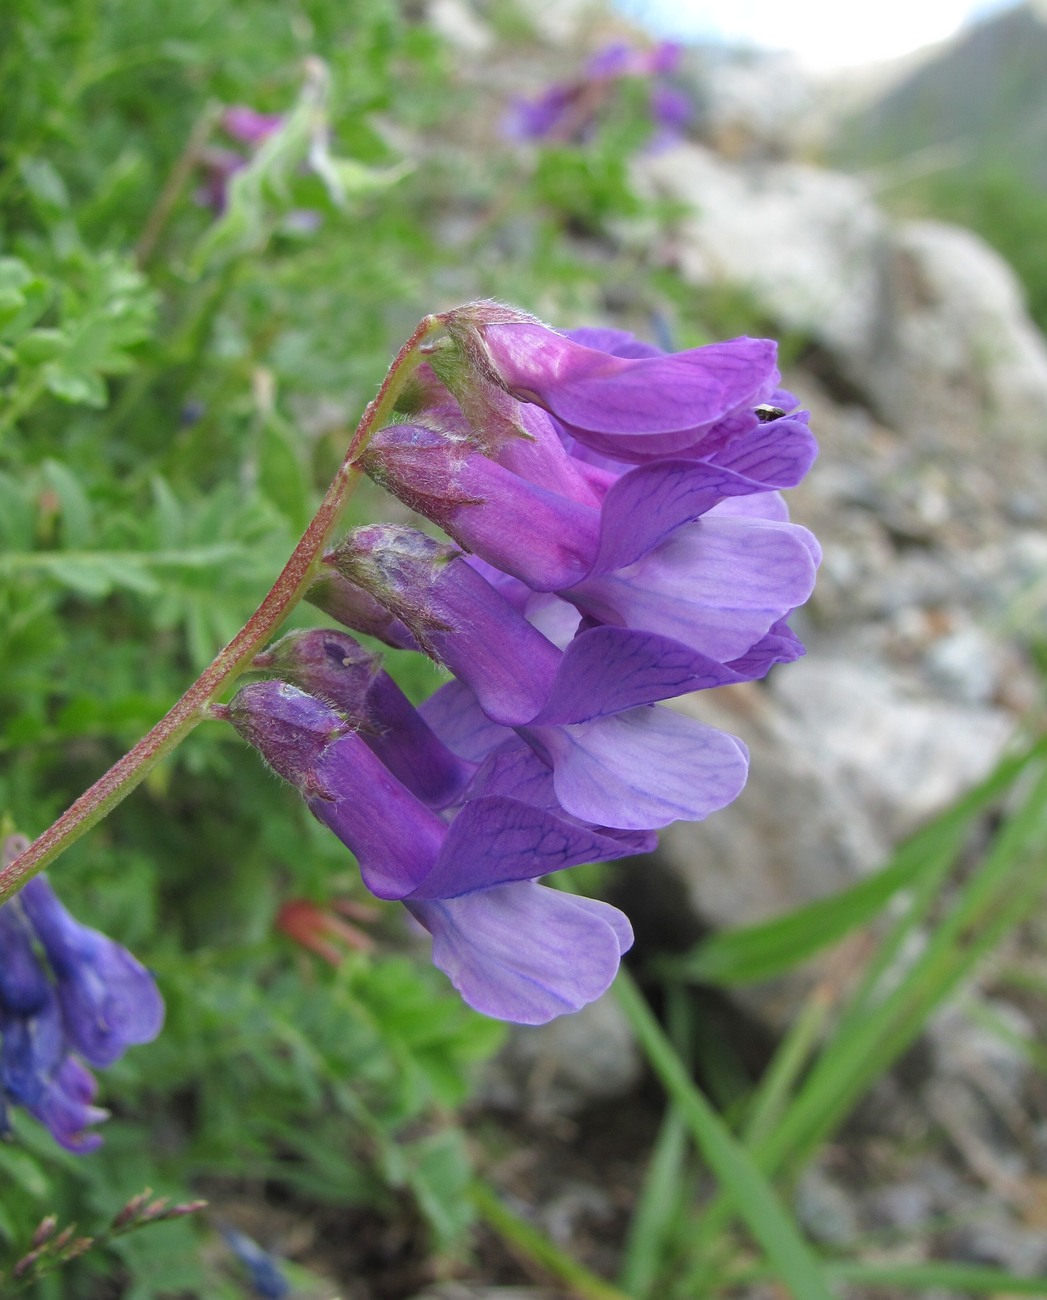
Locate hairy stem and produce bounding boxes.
[0,313,441,902]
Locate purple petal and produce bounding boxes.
[530,705,749,830]
[565,326,665,359]
[1,992,65,1107]
[375,432,604,590]
[710,415,817,486]
[258,630,475,809]
[419,679,513,763]
[525,590,585,648]
[493,404,605,504]
[727,619,806,676]
[30,1057,107,1154]
[0,904,52,1016]
[460,737,565,809]
[571,516,819,663]
[711,492,791,522]
[407,882,632,1024]
[482,324,778,461]
[310,735,447,900]
[592,459,773,574]
[650,83,692,133]
[334,529,560,726]
[461,738,657,853]
[532,625,747,725]
[19,877,164,1069]
[409,795,649,900]
[222,105,284,146]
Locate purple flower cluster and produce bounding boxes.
[0,870,164,1152]
[503,41,692,151]
[228,304,818,1024]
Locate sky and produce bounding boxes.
[611,0,1017,69]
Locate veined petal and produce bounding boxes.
[571,515,819,663]
[483,323,778,461]
[591,457,794,579]
[531,705,749,830]
[408,794,649,900]
[407,882,632,1024]
[419,678,513,764]
[710,414,817,486]
[532,625,747,726]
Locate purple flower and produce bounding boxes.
[325,525,751,830]
[220,1225,291,1300]
[221,105,285,147]
[256,628,475,809]
[228,680,643,1022]
[362,413,818,614]
[19,876,164,1069]
[503,40,690,150]
[407,884,631,1024]
[0,867,162,1152]
[230,305,819,1023]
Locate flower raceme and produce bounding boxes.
[226,306,820,1024]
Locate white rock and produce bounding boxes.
[632,147,1047,439]
[632,144,891,362]
[868,219,1047,437]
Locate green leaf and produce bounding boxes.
[15,327,68,364]
[44,363,108,407]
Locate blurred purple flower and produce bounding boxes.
[0,859,162,1153]
[195,102,319,223]
[221,105,285,147]
[20,875,164,1069]
[503,40,691,149]
[220,1224,291,1300]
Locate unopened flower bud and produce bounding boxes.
[305,570,421,650]
[257,629,474,808]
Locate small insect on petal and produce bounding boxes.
[754,403,787,422]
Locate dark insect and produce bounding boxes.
[754,404,787,423]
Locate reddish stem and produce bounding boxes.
[0,312,441,902]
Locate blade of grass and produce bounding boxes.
[759,759,1047,1176]
[614,970,837,1300]
[675,751,1047,1293]
[741,980,833,1150]
[662,737,1043,989]
[617,1105,690,1298]
[469,1179,631,1300]
[675,977,834,1293]
[828,1260,1047,1293]
[726,1258,1047,1294]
